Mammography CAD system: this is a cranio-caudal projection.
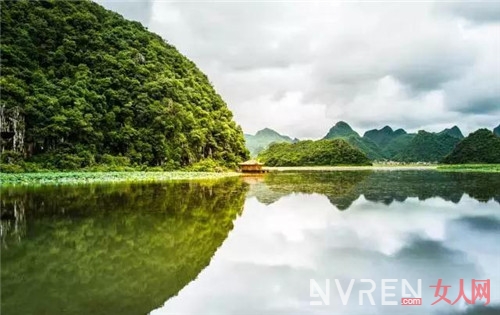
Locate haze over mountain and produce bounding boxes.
[244,128,296,157]
[494,125,500,137]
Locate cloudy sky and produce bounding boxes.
[98,0,500,139]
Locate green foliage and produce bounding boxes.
[0,163,24,173]
[99,154,131,166]
[1,0,248,170]
[393,131,460,162]
[185,158,228,172]
[244,128,295,157]
[258,139,371,166]
[442,129,500,164]
[0,171,239,186]
[0,150,23,164]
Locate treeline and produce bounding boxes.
[0,0,248,171]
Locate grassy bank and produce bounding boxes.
[437,164,500,173]
[0,171,240,186]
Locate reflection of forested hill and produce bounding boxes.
[248,171,500,210]
[0,179,247,315]
[248,171,371,209]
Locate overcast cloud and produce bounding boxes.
[97,0,500,139]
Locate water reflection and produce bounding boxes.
[154,171,500,315]
[247,171,500,210]
[1,179,248,315]
[2,171,499,315]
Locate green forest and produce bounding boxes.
[0,0,248,172]
[442,129,500,164]
[392,130,461,162]
[257,139,371,166]
[321,122,466,162]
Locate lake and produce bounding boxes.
[1,171,499,315]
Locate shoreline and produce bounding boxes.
[0,171,240,186]
[2,164,499,186]
[264,164,500,173]
[264,165,438,171]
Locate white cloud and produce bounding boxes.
[100,1,500,138]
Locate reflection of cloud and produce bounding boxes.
[454,216,500,232]
[153,191,500,315]
[395,237,467,262]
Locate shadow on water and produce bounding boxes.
[0,178,248,315]
[246,171,500,210]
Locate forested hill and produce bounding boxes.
[442,129,500,164]
[244,128,296,157]
[1,0,248,170]
[258,139,371,166]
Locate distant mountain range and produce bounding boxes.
[244,128,298,156]
[249,122,500,163]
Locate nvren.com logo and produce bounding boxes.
[310,278,490,306]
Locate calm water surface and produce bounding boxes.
[1,171,499,315]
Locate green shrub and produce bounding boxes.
[0,163,24,173]
[186,159,226,172]
[0,150,23,164]
[100,154,131,166]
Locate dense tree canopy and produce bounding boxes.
[258,139,371,166]
[393,130,460,162]
[442,129,500,164]
[1,0,248,170]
